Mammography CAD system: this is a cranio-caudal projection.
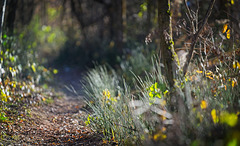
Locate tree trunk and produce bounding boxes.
[0,0,7,43]
[122,0,127,43]
[5,0,17,36]
[110,0,123,54]
[158,0,175,88]
[146,0,153,33]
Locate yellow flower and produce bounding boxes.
[232,80,237,88]
[200,100,207,109]
[153,131,167,141]
[149,92,154,97]
[206,71,213,75]
[211,109,219,124]
[103,89,111,98]
[233,61,240,69]
[206,75,214,80]
[237,61,240,69]
[196,70,203,74]
[233,61,236,69]
[222,24,228,33]
[226,29,230,39]
[163,90,169,97]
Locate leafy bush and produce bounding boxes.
[0,32,57,137]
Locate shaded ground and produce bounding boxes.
[0,67,104,145]
[53,66,85,97]
[1,97,103,145]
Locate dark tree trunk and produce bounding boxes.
[122,0,126,43]
[110,0,123,54]
[147,0,153,33]
[5,0,17,35]
[158,0,175,88]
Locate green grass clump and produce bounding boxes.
[82,65,140,144]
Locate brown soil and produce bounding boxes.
[0,97,103,145]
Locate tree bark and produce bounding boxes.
[158,0,175,88]
[5,0,17,36]
[146,0,153,33]
[111,0,123,54]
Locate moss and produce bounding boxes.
[168,40,180,67]
[167,3,172,16]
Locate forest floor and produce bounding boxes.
[0,67,104,145]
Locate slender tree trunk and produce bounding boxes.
[122,0,126,43]
[158,0,175,88]
[0,0,7,43]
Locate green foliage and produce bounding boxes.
[138,2,147,18]
[0,112,8,122]
[83,47,240,145]
[0,17,59,136]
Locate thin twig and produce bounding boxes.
[183,0,216,75]
[184,0,195,33]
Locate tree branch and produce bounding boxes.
[184,0,195,33]
[183,0,216,76]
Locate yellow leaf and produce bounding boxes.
[200,100,207,109]
[227,29,230,39]
[42,97,46,101]
[222,24,228,33]
[231,0,234,5]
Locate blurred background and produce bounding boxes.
[0,0,239,87]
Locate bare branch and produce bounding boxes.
[184,0,195,33]
[183,0,216,76]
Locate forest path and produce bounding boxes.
[17,96,102,145]
[1,96,102,145]
[1,67,103,145]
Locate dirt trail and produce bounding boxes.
[1,67,103,145]
[1,96,102,145]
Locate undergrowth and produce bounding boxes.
[82,22,240,145]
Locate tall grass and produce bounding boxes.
[82,65,139,144]
[82,52,240,145]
